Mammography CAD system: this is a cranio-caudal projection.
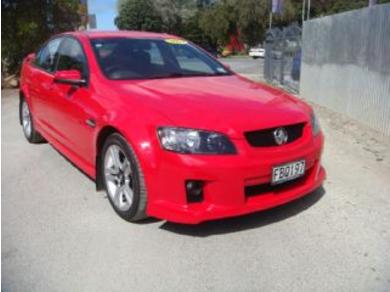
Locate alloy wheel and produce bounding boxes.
[22,101,32,138]
[103,144,134,211]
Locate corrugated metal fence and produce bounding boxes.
[300,4,390,136]
[264,24,302,93]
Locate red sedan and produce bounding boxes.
[19,31,325,224]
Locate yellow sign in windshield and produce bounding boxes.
[165,39,188,45]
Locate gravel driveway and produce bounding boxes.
[2,84,390,291]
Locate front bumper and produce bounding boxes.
[145,132,325,224]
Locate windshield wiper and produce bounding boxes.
[148,71,230,80]
[149,73,185,79]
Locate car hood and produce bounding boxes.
[114,75,311,139]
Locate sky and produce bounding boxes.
[88,0,117,30]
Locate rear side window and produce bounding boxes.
[35,38,62,72]
[56,38,88,77]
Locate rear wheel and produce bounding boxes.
[101,133,147,222]
[20,98,45,143]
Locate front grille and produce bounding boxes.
[244,123,305,147]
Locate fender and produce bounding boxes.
[94,109,162,191]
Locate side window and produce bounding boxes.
[56,38,87,77]
[35,38,62,72]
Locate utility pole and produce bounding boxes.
[269,0,273,30]
[302,0,306,24]
[307,0,311,20]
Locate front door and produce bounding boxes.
[28,37,63,131]
[50,37,97,167]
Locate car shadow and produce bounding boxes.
[51,145,325,235]
[158,186,326,237]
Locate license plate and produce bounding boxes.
[272,160,306,185]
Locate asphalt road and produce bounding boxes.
[2,61,390,291]
[221,56,264,80]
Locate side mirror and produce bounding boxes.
[53,70,86,86]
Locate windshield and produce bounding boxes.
[90,37,231,80]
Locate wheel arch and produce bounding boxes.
[19,90,26,125]
[95,120,159,193]
[19,85,31,125]
[95,125,121,190]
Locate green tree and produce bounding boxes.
[271,0,298,26]
[181,11,217,49]
[236,0,268,46]
[199,0,237,45]
[1,0,81,76]
[198,0,298,47]
[115,0,165,31]
[52,0,82,32]
[152,0,182,32]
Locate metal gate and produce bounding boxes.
[264,23,302,93]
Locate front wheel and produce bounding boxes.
[19,98,45,143]
[101,133,147,222]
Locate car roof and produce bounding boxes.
[64,30,181,40]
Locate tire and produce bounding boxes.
[101,133,147,222]
[19,98,45,143]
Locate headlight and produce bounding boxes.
[157,127,236,154]
[311,112,321,136]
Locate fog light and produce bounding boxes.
[185,180,204,203]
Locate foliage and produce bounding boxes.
[180,12,215,47]
[115,0,217,48]
[115,0,165,32]
[152,0,182,31]
[115,0,390,50]
[4,0,390,77]
[197,0,297,47]
[198,0,390,47]
[199,0,237,45]
[236,0,268,46]
[1,0,81,75]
